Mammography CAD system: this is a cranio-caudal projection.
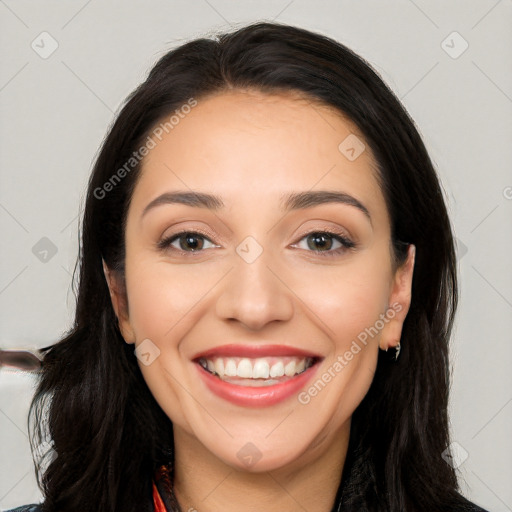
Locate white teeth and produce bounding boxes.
[199,356,314,380]
[269,361,285,377]
[284,361,296,376]
[224,359,237,377]
[252,360,270,379]
[237,358,253,378]
[214,358,224,376]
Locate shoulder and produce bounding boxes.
[4,505,42,512]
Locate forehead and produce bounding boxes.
[132,89,386,221]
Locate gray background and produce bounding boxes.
[1,1,511,510]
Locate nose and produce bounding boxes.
[215,245,294,331]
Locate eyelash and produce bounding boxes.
[157,229,356,258]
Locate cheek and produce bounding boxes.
[293,261,389,427]
[123,260,210,427]
[290,257,392,346]
[124,259,215,341]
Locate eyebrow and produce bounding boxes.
[141,190,371,221]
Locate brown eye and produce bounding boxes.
[158,231,217,252]
[306,233,335,251]
[293,231,355,257]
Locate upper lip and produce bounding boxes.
[191,344,323,361]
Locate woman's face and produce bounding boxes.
[108,89,414,472]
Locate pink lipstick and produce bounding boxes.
[192,344,323,407]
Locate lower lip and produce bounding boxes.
[195,361,321,407]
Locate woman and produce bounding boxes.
[8,21,489,512]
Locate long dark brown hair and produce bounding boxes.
[28,21,481,511]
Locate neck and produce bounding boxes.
[172,421,350,512]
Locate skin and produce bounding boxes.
[105,89,415,512]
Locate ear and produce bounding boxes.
[102,259,136,344]
[379,244,415,351]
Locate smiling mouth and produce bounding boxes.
[195,355,320,387]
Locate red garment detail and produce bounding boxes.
[153,480,167,512]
